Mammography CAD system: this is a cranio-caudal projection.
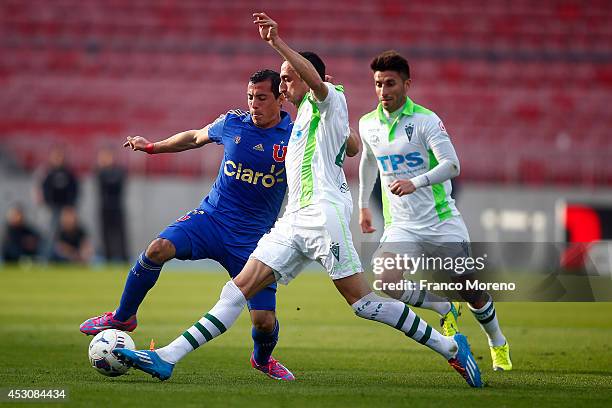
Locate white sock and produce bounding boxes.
[156,280,247,364]
[399,282,452,316]
[469,297,506,347]
[352,292,457,360]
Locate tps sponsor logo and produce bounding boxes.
[273,144,287,162]
[376,152,424,171]
[224,161,285,187]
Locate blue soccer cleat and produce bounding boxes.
[112,348,174,381]
[447,334,483,388]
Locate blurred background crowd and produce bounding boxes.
[2,146,127,264]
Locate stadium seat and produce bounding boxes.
[1,0,611,182]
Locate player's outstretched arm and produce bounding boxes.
[123,125,213,154]
[253,12,328,101]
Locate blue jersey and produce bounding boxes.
[199,109,292,243]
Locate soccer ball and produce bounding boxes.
[88,329,136,377]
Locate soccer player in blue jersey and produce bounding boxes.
[80,69,296,381]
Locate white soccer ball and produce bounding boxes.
[88,329,136,377]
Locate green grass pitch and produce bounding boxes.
[1,265,611,407]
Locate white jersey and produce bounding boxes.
[253,83,362,282]
[359,97,460,229]
[284,82,352,214]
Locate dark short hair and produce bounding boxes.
[249,69,281,98]
[370,50,410,80]
[299,51,326,81]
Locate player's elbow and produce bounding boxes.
[346,128,361,157]
[312,77,325,90]
[194,129,210,147]
[450,159,460,178]
[309,79,328,102]
[346,140,360,157]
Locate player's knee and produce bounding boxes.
[251,311,276,332]
[145,238,175,264]
[378,271,405,300]
[461,289,488,308]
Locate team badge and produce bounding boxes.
[438,121,448,134]
[405,123,415,142]
[273,144,287,162]
[330,242,340,261]
[369,129,380,146]
[234,136,241,144]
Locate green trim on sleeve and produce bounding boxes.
[381,186,393,227]
[428,149,453,221]
[299,97,321,208]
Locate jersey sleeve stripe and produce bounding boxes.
[299,99,321,208]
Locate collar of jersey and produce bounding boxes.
[376,96,415,124]
[298,92,311,111]
[241,110,292,130]
[276,111,292,130]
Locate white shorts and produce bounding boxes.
[251,201,362,285]
[377,215,471,259]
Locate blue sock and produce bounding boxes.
[252,319,279,366]
[114,253,162,321]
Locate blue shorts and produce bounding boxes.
[158,209,277,311]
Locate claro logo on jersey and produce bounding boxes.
[224,161,285,187]
[376,152,424,171]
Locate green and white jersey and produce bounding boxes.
[359,96,460,229]
[285,82,352,214]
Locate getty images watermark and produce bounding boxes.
[371,253,518,293]
[360,242,612,301]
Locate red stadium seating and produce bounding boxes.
[1,0,611,184]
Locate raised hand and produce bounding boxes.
[253,12,279,45]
